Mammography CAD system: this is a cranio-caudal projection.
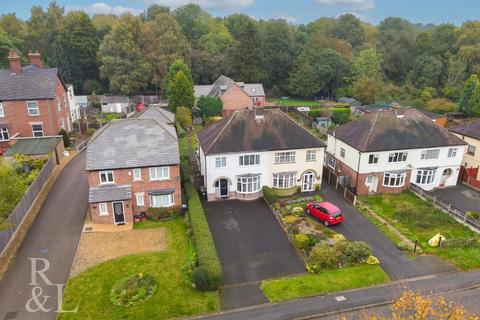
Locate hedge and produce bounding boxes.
[185,183,223,290]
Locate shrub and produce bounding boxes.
[185,183,222,291]
[308,243,338,270]
[366,255,380,265]
[341,241,372,265]
[284,215,300,224]
[192,266,218,291]
[293,233,312,250]
[176,106,192,129]
[198,96,223,117]
[110,273,157,307]
[425,98,455,114]
[291,207,304,216]
[58,128,70,148]
[287,224,300,235]
[467,211,479,220]
[146,207,180,221]
[331,109,351,124]
[262,186,278,204]
[397,241,409,251]
[86,128,96,136]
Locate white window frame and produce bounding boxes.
[239,154,260,166]
[150,193,174,208]
[99,202,108,216]
[56,97,61,112]
[327,156,336,169]
[383,172,406,188]
[135,193,145,207]
[416,169,436,185]
[133,168,142,181]
[31,123,44,137]
[149,166,170,181]
[447,148,458,158]
[421,149,440,160]
[27,101,39,116]
[273,172,296,189]
[368,154,379,164]
[236,175,261,194]
[0,102,4,117]
[340,148,346,158]
[306,150,317,162]
[0,127,9,141]
[388,152,408,163]
[99,170,114,184]
[274,151,296,164]
[215,157,226,168]
[467,145,476,156]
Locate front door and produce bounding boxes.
[219,179,229,198]
[365,175,378,193]
[302,172,315,192]
[113,202,125,224]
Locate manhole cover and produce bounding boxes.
[4,311,18,320]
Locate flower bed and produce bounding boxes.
[110,273,157,307]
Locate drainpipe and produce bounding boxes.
[354,151,361,193]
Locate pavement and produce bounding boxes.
[203,199,305,310]
[433,184,480,213]
[320,184,457,280]
[190,269,480,320]
[0,151,88,320]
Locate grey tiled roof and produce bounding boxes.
[243,84,265,97]
[0,65,59,100]
[88,184,132,203]
[99,96,130,104]
[136,105,175,124]
[450,119,480,140]
[194,85,215,99]
[194,75,265,99]
[86,118,179,171]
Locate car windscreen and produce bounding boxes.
[332,211,342,218]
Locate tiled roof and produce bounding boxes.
[0,65,59,100]
[450,119,480,140]
[88,184,131,203]
[194,75,265,99]
[4,136,62,156]
[135,105,175,124]
[329,109,466,152]
[198,109,325,155]
[86,118,179,171]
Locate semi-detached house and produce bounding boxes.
[326,109,466,195]
[197,109,326,201]
[450,119,480,189]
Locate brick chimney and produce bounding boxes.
[8,51,21,74]
[28,51,42,68]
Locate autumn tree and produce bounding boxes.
[351,48,383,104]
[168,71,194,112]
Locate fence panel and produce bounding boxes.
[0,157,55,255]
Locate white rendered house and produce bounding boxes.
[67,84,80,123]
[197,109,326,201]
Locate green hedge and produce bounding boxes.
[263,186,298,204]
[185,183,223,290]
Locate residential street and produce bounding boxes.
[433,184,480,213]
[0,152,88,320]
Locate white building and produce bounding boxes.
[197,109,326,201]
[325,109,466,195]
[67,84,80,123]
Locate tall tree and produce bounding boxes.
[350,48,383,104]
[456,21,480,74]
[0,27,23,68]
[409,55,443,89]
[0,13,26,39]
[140,5,171,21]
[332,13,364,49]
[174,4,210,41]
[166,59,193,94]
[168,71,194,112]
[459,74,480,116]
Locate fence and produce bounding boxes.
[323,166,357,205]
[0,157,56,256]
[76,139,90,153]
[459,166,480,191]
[409,183,480,233]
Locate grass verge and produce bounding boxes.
[261,265,389,303]
[59,218,219,319]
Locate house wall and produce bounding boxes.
[67,85,79,123]
[453,133,480,180]
[221,85,254,116]
[89,200,134,225]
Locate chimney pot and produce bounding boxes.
[28,50,42,68]
[8,51,21,74]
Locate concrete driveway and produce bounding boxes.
[0,152,88,320]
[320,184,456,280]
[433,185,480,213]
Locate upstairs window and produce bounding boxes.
[467,145,476,156]
[99,171,114,184]
[275,151,296,164]
[388,152,408,163]
[149,166,170,180]
[421,149,440,160]
[306,150,317,162]
[368,154,379,164]
[215,157,226,168]
[27,101,39,116]
[447,148,458,158]
[239,154,260,166]
[340,148,346,158]
[133,168,142,181]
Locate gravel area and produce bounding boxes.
[70,228,166,276]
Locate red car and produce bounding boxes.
[306,201,344,226]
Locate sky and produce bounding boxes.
[1,0,480,26]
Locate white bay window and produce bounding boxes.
[273,172,296,189]
[237,174,261,194]
[383,171,406,187]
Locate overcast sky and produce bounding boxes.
[2,0,480,25]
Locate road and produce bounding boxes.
[0,152,88,320]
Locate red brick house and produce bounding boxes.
[0,51,71,147]
[194,75,267,116]
[86,118,181,227]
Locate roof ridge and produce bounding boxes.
[204,111,238,154]
[362,111,380,150]
[450,118,480,130]
[279,109,325,146]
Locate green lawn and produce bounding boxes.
[268,97,322,107]
[261,265,389,303]
[59,218,219,320]
[362,192,480,270]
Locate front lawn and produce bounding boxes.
[362,192,480,270]
[268,97,322,107]
[261,265,389,303]
[59,218,219,320]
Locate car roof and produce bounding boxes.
[318,201,340,212]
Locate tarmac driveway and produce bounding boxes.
[320,184,457,280]
[433,185,480,213]
[203,199,305,285]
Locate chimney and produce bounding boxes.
[8,51,21,74]
[28,51,42,68]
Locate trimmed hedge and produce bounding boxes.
[185,183,223,291]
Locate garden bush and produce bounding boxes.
[284,215,300,224]
[331,109,351,125]
[192,266,218,291]
[58,128,70,148]
[287,224,300,235]
[146,207,180,221]
[110,273,157,307]
[185,183,222,291]
[86,128,96,136]
[308,243,338,270]
[291,207,304,216]
[397,241,409,251]
[341,241,372,265]
[293,233,312,250]
[467,211,479,220]
[262,186,278,204]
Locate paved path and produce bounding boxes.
[320,184,456,280]
[433,184,480,213]
[0,152,88,320]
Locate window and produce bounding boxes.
[388,152,408,163]
[0,128,9,141]
[99,203,108,216]
[327,156,336,169]
[340,148,346,158]
[99,171,114,184]
[0,103,4,117]
[306,150,317,162]
[215,157,226,168]
[421,149,440,160]
[151,194,174,207]
[133,168,142,181]
[273,172,296,189]
[467,145,476,156]
[447,148,458,158]
[31,124,44,137]
[368,154,379,164]
[27,101,39,116]
[56,97,61,112]
[274,151,296,164]
[239,154,260,166]
[237,175,261,193]
[149,166,169,180]
[135,193,144,207]
[383,172,406,187]
[60,118,65,129]
[416,169,435,185]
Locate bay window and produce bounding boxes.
[273,172,296,189]
[150,194,174,207]
[383,171,406,187]
[416,169,436,185]
[236,174,261,194]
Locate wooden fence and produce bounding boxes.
[409,183,480,233]
[323,166,357,205]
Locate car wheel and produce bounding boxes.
[324,220,329,227]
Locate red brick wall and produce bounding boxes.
[89,200,133,224]
[221,85,254,116]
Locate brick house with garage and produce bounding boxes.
[0,51,71,147]
[86,118,181,227]
[326,109,466,196]
[194,75,267,116]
